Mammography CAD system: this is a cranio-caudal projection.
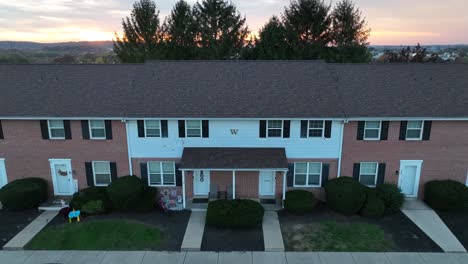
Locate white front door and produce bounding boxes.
[0,159,7,188]
[50,159,74,195]
[193,170,210,196]
[398,160,423,197]
[259,171,275,196]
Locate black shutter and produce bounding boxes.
[380,121,389,140]
[202,120,209,138]
[105,120,113,140]
[287,163,295,187]
[178,120,186,138]
[137,120,145,137]
[422,121,432,141]
[110,162,117,181]
[0,120,3,139]
[81,120,90,139]
[161,120,168,138]
[40,120,49,139]
[324,121,332,138]
[357,121,365,140]
[283,120,290,138]
[175,163,182,186]
[259,120,267,138]
[353,163,360,181]
[85,162,94,187]
[399,121,408,140]
[300,120,308,138]
[64,120,72,139]
[377,163,386,185]
[321,163,330,187]
[140,163,148,185]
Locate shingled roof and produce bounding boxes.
[0,61,467,118]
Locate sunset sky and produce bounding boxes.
[0,0,466,45]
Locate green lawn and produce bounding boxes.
[26,220,163,250]
[283,221,393,252]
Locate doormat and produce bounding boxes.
[192,198,209,203]
[260,199,276,204]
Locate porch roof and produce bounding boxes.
[179,147,288,170]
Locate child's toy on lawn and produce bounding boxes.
[68,209,81,223]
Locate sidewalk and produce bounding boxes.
[181,211,206,251]
[262,211,284,251]
[1,251,468,264]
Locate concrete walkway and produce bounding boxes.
[3,210,58,250]
[181,211,206,251]
[1,251,468,264]
[402,199,466,253]
[262,211,285,251]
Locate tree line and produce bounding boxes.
[114,0,371,63]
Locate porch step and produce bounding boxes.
[38,198,70,211]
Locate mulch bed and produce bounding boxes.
[43,209,191,251]
[201,224,264,251]
[278,203,442,252]
[436,210,468,249]
[0,209,41,249]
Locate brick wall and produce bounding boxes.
[341,121,468,197]
[0,120,129,193]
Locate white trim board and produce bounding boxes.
[2,117,468,121]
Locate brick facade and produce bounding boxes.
[341,121,468,197]
[0,120,129,193]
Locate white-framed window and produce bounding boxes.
[359,162,378,187]
[294,162,322,187]
[89,120,106,139]
[364,121,381,140]
[92,161,111,186]
[145,120,161,137]
[186,120,202,137]
[267,120,283,137]
[406,121,424,140]
[48,120,65,139]
[148,161,176,186]
[308,120,325,137]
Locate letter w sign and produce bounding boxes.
[230,129,238,135]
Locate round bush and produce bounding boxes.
[206,199,264,228]
[106,176,145,211]
[70,186,112,212]
[425,180,468,211]
[284,190,317,214]
[81,200,106,215]
[324,177,367,214]
[376,183,404,214]
[0,178,48,210]
[360,191,385,218]
[134,187,158,213]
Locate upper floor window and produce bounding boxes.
[48,120,65,139]
[364,121,381,140]
[294,162,322,187]
[89,120,106,139]
[145,120,161,137]
[148,161,175,186]
[267,120,283,137]
[186,120,202,137]
[93,161,111,186]
[359,162,378,187]
[308,121,324,137]
[406,121,423,140]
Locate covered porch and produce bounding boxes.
[179,147,289,210]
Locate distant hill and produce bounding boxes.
[0,41,113,51]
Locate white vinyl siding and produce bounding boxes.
[186,120,202,138]
[89,120,106,139]
[364,121,381,140]
[294,162,322,187]
[93,161,111,186]
[308,120,324,137]
[148,161,176,186]
[406,121,424,140]
[48,120,65,139]
[359,162,378,187]
[267,120,283,138]
[145,120,161,137]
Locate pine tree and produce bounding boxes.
[331,0,370,47]
[255,16,289,59]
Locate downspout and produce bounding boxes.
[337,120,346,177]
[124,120,133,175]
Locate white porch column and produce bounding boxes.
[232,170,236,199]
[282,171,287,207]
[182,170,186,209]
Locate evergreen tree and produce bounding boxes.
[331,0,370,47]
[255,16,289,59]
[162,0,197,59]
[193,0,250,59]
[113,0,162,62]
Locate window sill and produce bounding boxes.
[149,184,176,187]
[293,185,321,188]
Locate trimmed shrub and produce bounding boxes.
[134,187,158,213]
[70,186,111,212]
[284,190,317,214]
[361,191,385,218]
[376,184,405,214]
[324,177,367,214]
[81,200,106,215]
[425,180,468,211]
[206,199,264,228]
[106,176,145,211]
[0,178,48,210]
